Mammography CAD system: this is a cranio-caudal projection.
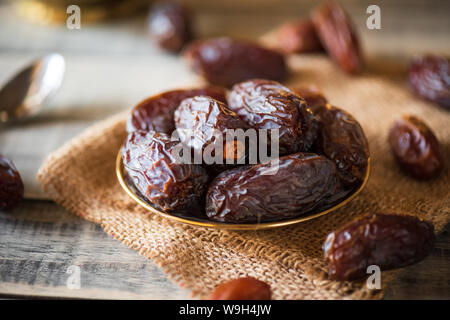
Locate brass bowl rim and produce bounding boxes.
[116,150,370,230]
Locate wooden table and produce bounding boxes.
[0,0,449,299]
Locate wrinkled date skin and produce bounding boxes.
[312,0,362,74]
[183,38,287,87]
[292,85,328,112]
[228,79,318,155]
[409,54,450,110]
[174,96,248,164]
[127,87,227,134]
[276,19,323,54]
[0,155,24,211]
[323,212,436,280]
[121,131,208,212]
[389,115,443,179]
[313,104,369,188]
[208,277,272,300]
[206,153,341,223]
[147,1,191,52]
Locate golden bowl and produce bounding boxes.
[116,150,370,230]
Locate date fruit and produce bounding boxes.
[228,79,318,155]
[389,115,443,179]
[312,0,362,74]
[276,19,323,54]
[127,87,227,134]
[121,130,208,212]
[147,1,191,52]
[409,54,450,110]
[174,96,248,164]
[292,85,328,112]
[206,153,341,223]
[208,277,272,300]
[0,155,24,211]
[313,104,369,188]
[323,212,436,280]
[183,38,287,87]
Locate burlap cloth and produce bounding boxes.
[37,56,450,299]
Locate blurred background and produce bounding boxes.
[4,0,450,52]
[0,0,449,197]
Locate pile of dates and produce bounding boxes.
[122,79,370,223]
[276,0,363,74]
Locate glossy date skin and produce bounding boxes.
[183,38,287,87]
[0,155,24,211]
[389,115,443,179]
[174,96,248,164]
[228,79,318,155]
[409,54,450,110]
[148,1,191,52]
[323,213,436,280]
[312,1,362,74]
[208,277,272,300]
[121,131,208,212]
[313,104,369,188]
[206,153,341,223]
[126,87,227,134]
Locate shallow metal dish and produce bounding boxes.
[116,151,370,230]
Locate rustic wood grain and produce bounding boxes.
[0,0,449,299]
[0,0,449,199]
[0,201,448,299]
[0,201,191,299]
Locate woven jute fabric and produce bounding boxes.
[37,56,450,299]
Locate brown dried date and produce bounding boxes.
[389,115,443,179]
[0,155,24,211]
[311,1,362,74]
[174,96,248,164]
[206,153,341,223]
[147,1,191,52]
[227,79,318,155]
[313,104,369,188]
[323,212,436,280]
[208,277,272,300]
[409,54,450,110]
[276,19,323,54]
[126,87,227,134]
[121,130,208,212]
[183,38,287,87]
[292,85,328,112]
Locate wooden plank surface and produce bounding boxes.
[0,0,449,299]
[0,200,449,299]
[0,201,191,299]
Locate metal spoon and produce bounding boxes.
[0,53,65,125]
